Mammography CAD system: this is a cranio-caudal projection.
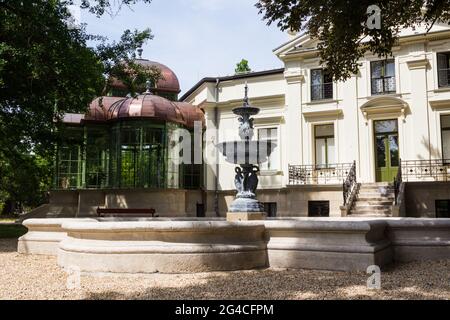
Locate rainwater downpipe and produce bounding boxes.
[214,78,220,217]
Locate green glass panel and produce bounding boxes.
[389,135,399,167]
[376,136,386,167]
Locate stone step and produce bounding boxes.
[358,189,395,194]
[358,193,395,198]
[353,204,392,210]
[359,187,395,192]
[349,212,392,217]
[361,182,392,187]
[350,208,392,215]
[356,197,394,204]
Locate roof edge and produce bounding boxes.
[180,68,285,102]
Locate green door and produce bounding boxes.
[374,120,399,182]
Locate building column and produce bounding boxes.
[283,71,304,186]
[407,56,432,160]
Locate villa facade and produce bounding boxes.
[181,24,450,218]
[25,24,450,220]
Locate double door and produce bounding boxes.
[374,120,399,182]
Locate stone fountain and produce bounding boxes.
[217,83,277,221]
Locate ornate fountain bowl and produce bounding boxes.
[232,106,260,117]
[216,140,277,165]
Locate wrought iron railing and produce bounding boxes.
[394,159,402,205]
[288,163,354,185]
[400,159,450,182]
[311,83,333,101]
[343,161,357,206]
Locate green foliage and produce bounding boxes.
[0,0,156,213]
[76,0,153,17]
[235,59,252,74]
[0,224,28,239]
[256,0,450,81]
[0,152,52,214]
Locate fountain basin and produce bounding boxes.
[18,218,97,255]
[232,106,260,117]
[18,217,450,273]
[216,140,277,165]
[57,220,268,274]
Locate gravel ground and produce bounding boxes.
[0,239,449,300]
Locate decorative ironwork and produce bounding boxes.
[288,163,354,185]
[400,159,450,182]
[343,161,357,206]
[394,159,402,205]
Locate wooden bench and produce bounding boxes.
[97,207,158,218]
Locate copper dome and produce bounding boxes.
[104,94,204,129]
[176,102,205,128]
[110,59,181,94]
[85,96,124,122]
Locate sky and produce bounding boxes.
[79,0,288,96]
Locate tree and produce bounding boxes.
[235,59,252,74]
[0,0,157,213]
[256,0,450,81]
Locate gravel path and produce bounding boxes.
[0,239,449,300]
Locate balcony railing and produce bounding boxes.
[371,76,396,95]
[311,83,333,101]
[401,159,450,182]
[288,163,354,185]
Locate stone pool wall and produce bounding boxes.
[18,217,450,273]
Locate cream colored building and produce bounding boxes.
[181,24,450,218]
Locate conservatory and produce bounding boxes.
[54,59,205,192]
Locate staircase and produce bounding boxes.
[349,182,394,217]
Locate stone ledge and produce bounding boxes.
[17,217,450,273]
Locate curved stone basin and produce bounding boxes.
[57,220,267,274]
[18,218,97,255]
[17,217,450,273]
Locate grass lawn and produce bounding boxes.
[0,223,27,239]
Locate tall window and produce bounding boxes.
[311,69,333,101]
[85,126,109,188]
[258,127,279,171]
[441,115,450,160]
[55,128,84,189]
[183,132,202,189]
[315,124,335,168]
[437,52,450,88]
[371,59,396,95]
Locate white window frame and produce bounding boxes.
[313,123,336,168]
[256,124,281,172]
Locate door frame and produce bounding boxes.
[373,118,400,182]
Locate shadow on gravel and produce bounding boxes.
[0,238,19,253]
[83,260,450,300]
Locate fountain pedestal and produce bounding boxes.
[226,164,266,221]
[227,212,265,221]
